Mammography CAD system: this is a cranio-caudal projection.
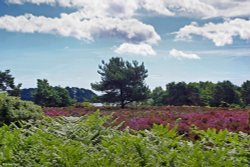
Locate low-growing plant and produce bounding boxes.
[0,111,249,166]
[0,93,43,125]
[81,102,94,109]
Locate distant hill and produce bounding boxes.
[20,88,36,101]
[21,87,96,103]
[65,87,96,102]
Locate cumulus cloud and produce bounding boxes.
[0,13,160,44]
[169,49,200,60]
[115,43,156,56]
[141,0,175,16]
[7,0,139,18]
[175,19,250,46]
[6,0,250,18]
[161,0,217,18]
[201,0,250,18]
[3,0,250,55]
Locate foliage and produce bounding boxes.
[150,81,249,107]
[150,87,166,106]
[190,81,215,106]
[21,87,96,103]
[20,88,36,101]
[81,102,94,109]
[91,57,150,108]
[163,82,202,106]
[0,93,42,125]
[0,112,249,166]
[0,70,22,97]
[211,81,241,107]
[33,79,73,107]
[241,80,250,106]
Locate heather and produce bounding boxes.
[44,106,250,134]
[0,112,249,166]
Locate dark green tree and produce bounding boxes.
[151,87,166,106]
[211,81,241,107]
[190,81,215,106]
[241,80,250,106]
[186,83,202,106]
[33,79,73,107]
[91,57,150,108]
[0,70,22,96]
[163,82,201,106]
[34,79,54,106]
[164,82,185,105]
[54,86,74,107]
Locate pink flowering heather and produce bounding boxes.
[44,106,250,134]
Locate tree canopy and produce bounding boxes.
[150,81,246,107]
[91,57,150,108]
[163,82,201,106]
[241,80,250,106]
[211,81,241,107]
[33,79,73,107]
[0,70,22,96]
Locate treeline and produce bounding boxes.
[0,70,96,107]
[90,57,250,108]
[28,79,96,107]
[1,66,250,108]
[21,86,96,103]
[151,81,250,107]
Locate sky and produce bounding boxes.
[0,0,250,90]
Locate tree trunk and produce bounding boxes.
[120,87,125,108]
[121,102,125,108]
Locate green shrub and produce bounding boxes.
[81,102,94,109]
[0,93,43,125]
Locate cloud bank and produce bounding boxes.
[7,0,250,18]
[1,0,250,55]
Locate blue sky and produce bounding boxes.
[0,0,250,90]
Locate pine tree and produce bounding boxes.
[91,57,149,108]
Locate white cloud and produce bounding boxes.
[115,43,156,56]
[7,0,139,18]
[6,0,250,18]
[164,0,217,18]
[141,0,175,16]
[3,0,250,55]
[169,49,200,60]
[175,18,250,46]
[0,13,160,44]
[201,0,250,18]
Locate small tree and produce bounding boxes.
[211,81,241,107]
[151,87,166,106]
[163,82,201,106]
[91,57,150,108]
[0,70,22,96]
[33,79,73,107]
[241,80,250,106]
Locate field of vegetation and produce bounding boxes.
[1,111,250,166]
[1,92,249,166]
[1,58,250,166]
[44,106,250,134]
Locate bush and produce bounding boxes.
[0,93,43,125]
[81,102,94,109]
